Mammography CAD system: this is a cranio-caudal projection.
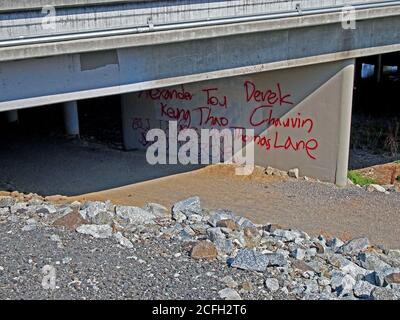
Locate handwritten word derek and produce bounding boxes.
[244,80,294,106]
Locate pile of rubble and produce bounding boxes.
[0,194,399,300]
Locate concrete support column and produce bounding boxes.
[63,101,80,136]
[336,59,355,187]
[5,110,18,123]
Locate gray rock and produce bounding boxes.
[266,253,287,267]
[387,249,400,260]
[272,229,299,242]
[330,271,356,295]
[304,279,319,294]
[76,224,113,239]
[366,184,387,193]
[264,278,280,292]
[143,203,171,219]
[115,205,156,225]
[206,227,225,243]
[357,252,391,271]
[208,209,235,227]
[234,216,256,229]
[92,211,114,225]
[0,207,9,215]
[218,288,241,300]
[290,248,306,260]
[172,196,201,217]
[231,249,269,272]
[172,211,187,223]
[190,223,208,235]
[328,254,368,278]
[80,201,113,221]
[0,196,15,208]
[114,232,133,248]
[215,238,234,256]
[326,237,344,251]
[288,168,299,179]
[372,267,400,287]
[371,287,400,300]
[353,280,375,299]
[338,237,370,255]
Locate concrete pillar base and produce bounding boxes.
[63,101,80,136]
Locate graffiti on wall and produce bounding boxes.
[132,80,319,160]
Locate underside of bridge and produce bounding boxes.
[0,51,399,197]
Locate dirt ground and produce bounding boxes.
[356,162,400,189]
[70,164,400,249]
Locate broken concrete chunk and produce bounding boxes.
[76,224,113,239]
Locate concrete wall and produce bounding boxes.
[121,59,355,185]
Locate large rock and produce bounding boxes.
[366,184,387,193]
[328,254,368,278]
[0,196,15,208]
[143,203,171,219]
[208,209,236,227]
[115,205,156,225]
[330,271,356,295]
[384,272,400,284]
[172,196,201,218]
[272,229,300,242]
[338,237,370,255]
[230,249,286,271]
[288,168,299,179]
[234,216,257,229]
[114,232,133,248]
[53,209,88,230]
[371,287,400,300]
[76,224,113,239]
[191,241,218,260]
[353,280,375,299]
[206,227,226,243]
[231,249,269,272]
[92,211,114,225]
[357,252,391,271]
[79,201,113,221]
[290,248,306,261]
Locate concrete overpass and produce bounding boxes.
[0,0,400,186]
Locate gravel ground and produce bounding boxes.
[0,220,291,300]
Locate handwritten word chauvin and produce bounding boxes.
[137,80,319,160]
